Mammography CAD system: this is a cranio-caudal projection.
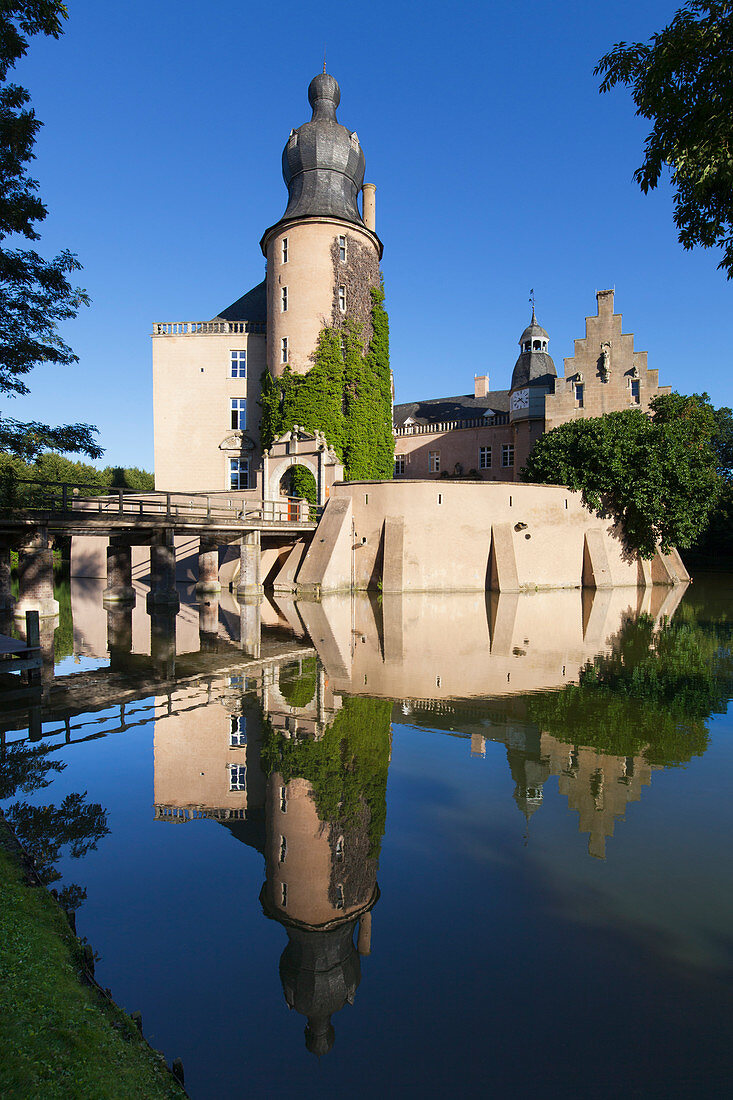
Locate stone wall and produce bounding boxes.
[293,479,689,594]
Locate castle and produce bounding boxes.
[152,71,670,496]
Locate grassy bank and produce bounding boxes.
[0,819,184,1099]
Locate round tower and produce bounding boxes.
[509,305,558,473]
[260,72,383,378]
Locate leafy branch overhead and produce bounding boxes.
[596,1,733,276]
[0,2,100,459]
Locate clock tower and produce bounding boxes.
[509,307,557,474]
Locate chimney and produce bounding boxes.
[596,288,614,317]
[362,183,376,231]
[474,374,490,399]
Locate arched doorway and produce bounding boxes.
[263,427,345,509]
[279,464,318,518]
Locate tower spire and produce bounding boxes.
[529,288,536,323]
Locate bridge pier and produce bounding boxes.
[0,546,14,613]
[103,536,136,605]
[196,537,221,595]
[150,609,177,678]
[199,595,220,651]
[14,529,59,618]
[146,529,180,613]
[107,605,133,669]
[239,598,261,659]
[237,531,263,600]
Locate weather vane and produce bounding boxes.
[323,45,327,74]
[529,288,535,312]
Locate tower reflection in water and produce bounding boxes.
[147,578,724,1049]
[153,660,390,1055]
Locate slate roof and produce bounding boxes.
[214,279,267,324]
[261,73,369,250]
[393,390,510,428]
[511,350,557,390]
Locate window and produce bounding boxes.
[230,716,246,746]
[479,446,492,469]
[501,444,514,468]
[229,764,246,791]
[281,286,288,312]
[335,883,344,910]
[338,285,346,312]
[338,234,347,262]
[575,382,584,408]
[230,459,249,490]
[335,836,344,861]
[280,786,287,813]
[281,882,288,907]
[281,337,288,364]
[231,398,246,430]
[428,450,440,473]
[281,237,288,263]
[631,379,640,403]
[394,454,405,476]
[279,835,287,863]
[230,350,246,378]
[341,334,348,359]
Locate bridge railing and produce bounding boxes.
[0,478,322,524]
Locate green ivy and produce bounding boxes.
[261,695,392,857]
[259,282,394,483]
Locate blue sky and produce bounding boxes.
[5,0,732,469]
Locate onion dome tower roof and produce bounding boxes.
[277,71,366,227]
[511,306,557,390]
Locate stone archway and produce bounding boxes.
[263,427,344,509]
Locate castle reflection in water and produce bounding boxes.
[12,576,696,1053]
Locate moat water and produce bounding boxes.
[2,575,732,1098]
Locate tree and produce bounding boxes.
[521,393,722,557]
[595,1,733,277]
[0,2,100,458]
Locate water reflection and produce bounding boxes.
[1,574,732,1092]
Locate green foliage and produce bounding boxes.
[6,792,109,892]
[260,282,393,481]
[0,832,184,1098]
[261,695,392,857]
[521,393,722,557]
[0,2,100,459]
[53,572,73,660]
[527,611,731,765]
[596,1,733,277]
[0,452,155,510]
[279,657,318,708]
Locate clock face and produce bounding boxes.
[511,388,530,411]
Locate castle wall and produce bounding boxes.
[152,330,265,492]
[296,479,684,594]
[265,220,380,378]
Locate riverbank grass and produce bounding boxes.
[0,835,182,1098]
